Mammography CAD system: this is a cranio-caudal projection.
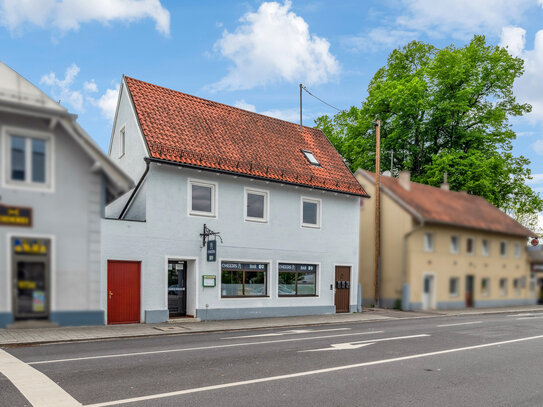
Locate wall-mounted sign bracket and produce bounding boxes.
[200,223,223,248]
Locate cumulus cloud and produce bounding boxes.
[0,0,170,36]
[234,99,256,112]
[83,79,98,93]
[40,63,84,111]
[210,0,339,91]
[93,85,120,121]
[234,99,318,124]
[532,139,543,156]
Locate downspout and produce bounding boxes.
[118,160,150,220]
[401,218,425,311]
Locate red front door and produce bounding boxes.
[107,261,141,324]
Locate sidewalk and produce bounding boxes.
[1,305,542,347]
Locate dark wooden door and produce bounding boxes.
[107,261,140,324]
[465,275,474,308]
[335,266,351,313]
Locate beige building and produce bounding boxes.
[356,170,537,310]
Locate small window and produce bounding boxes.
[245,189,268,222]
[466,237,474,255]
[500,241,507,257]
[119,126,126,158]
[7,133,51,189]
[278,263,317,296]
[514,242,521,258]
[481,278,490,296]
[482,239,489,256]
[189,180,216,216]
[500,278,507,296]
[424,233,434,252]
[513,278,521,295]
[11,135,26,181]
[301,150,320,166]
[450,236,459,254]
[301,197,321,228]
[449,277,459,296]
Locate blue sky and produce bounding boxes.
[1,0,543,194]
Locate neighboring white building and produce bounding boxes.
[102,76,367,323]
[0,62,132,328]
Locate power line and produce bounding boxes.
[301,85,341,112]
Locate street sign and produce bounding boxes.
[207,240,216,262]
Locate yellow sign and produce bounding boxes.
[18,280,37,290]
[13,238,48,255]
[0,205,32,227]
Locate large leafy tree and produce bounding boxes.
[316,36,542,231]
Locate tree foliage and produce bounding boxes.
[316,36,542,228]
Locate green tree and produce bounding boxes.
[316,36,542,229]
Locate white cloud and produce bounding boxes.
[0,0,170,36]
[234,99,256,112]
[40,63,84,111]
[526,173,543,185]
[260,108,300,123]
[211,0,339,91]
[83,79,98,93]
[93,85,120,121]
[532,139,543,156]
[499,26,526,57]
[343,28,418,53]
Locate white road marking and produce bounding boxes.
[221,327,351,339]
[0,349,81,407]
[437,321,483,327]
[516,316,543,320]
[301,334,430,352]
[84,334,543,407]
[29,331,384,365]
[507,313,543,317]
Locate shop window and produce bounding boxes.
[189,180,216,216]
[245,188,268,222]
[449,277,459,296]
[450,235,459,254]
[6,131,52,190]
[500,241,508,257]
[424,233,434,252]
[301,197,321,228]
[500,278,507,296]
[466,237,474,255]
[221,262,267,297]
[278,263,317,296]
[482,239,489,256]
[481,278,490,296]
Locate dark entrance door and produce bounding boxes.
[107,261,141,324]
[334,266,351,313]
[168,260,187,317]
[466,275,474,307]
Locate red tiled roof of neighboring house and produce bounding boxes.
[359,170,534,237]
[124,76,367,196]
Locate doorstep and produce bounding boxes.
[167,317,201,324]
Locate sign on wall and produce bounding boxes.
[0,205,32,227]
[13,238,48,255]
[202,275,216,287]
[207,240,217,262]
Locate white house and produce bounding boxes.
[0,62,132,328]
[101,76,367,323]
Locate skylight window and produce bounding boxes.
[302,150,320,166]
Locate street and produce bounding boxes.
[2,312,543,406]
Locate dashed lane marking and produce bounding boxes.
[437,321,483,327]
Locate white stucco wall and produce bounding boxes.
[102,162,360,321]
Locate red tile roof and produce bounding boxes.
[360,170,534,237]
[125,77,367,196]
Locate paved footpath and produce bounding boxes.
[1,305,542,346]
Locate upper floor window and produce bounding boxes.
[514,242,521,258]
[301,197,321,228]
[245,188,268,222]
[482,239,489,256]
[424,233,434,252]
[189,180,216,217]
[119,126,126,158]
[466,237,474,255]
[5,131,52,190]
[500,240,508,257]
[450,235,459,254]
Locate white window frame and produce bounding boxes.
[118,125,126,158]
[301,196,321,229]
[482,239,489,256]
[514,242,521,258]
[424,233,434,252]
[188,179,217,217]
[2,126,55,193]
[466,237,475,255]
[244,187,269,223]
[450,235,459,254]
[449,277,459,297]
[500,240,508,257]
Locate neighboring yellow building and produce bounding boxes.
[355,170,537,310]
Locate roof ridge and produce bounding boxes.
[124,76,320,132]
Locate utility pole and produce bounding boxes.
[374,119,381,307]
[299,83,303,131]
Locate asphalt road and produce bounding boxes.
[2,312,543,406]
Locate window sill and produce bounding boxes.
[189,211,216,218]
[3,181,53,193]
[245,217,268,223]
[278,294,318,298]
[221,295,270,299]
[301,223,321,229]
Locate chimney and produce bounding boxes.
[440,172,449,191]
[398,171,411,191]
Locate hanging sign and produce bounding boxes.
[207,240,217,262]
[0,205,32,227]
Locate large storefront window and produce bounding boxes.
[278,263,317,296]
[221,262,267,297]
